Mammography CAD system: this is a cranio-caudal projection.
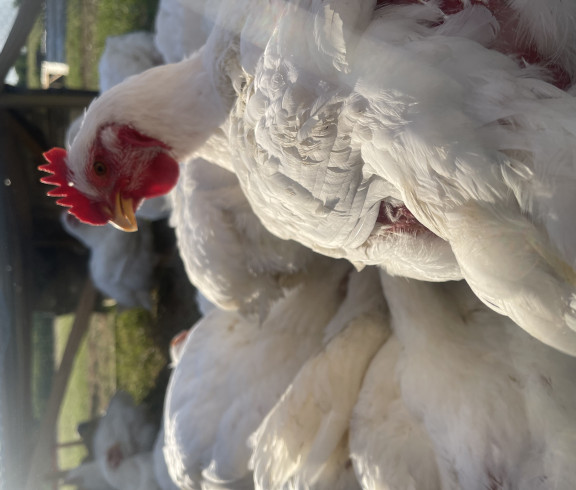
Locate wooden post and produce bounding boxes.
[0,88,98,108]
[55,439,85,449]
[24,279,98,490]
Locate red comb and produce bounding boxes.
[39,148,109,225]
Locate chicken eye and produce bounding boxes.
[93,161,107,177]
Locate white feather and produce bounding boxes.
[61,213,156,309]
[162,257,352,489]
[169,157,316,317]
[249,266,388,490]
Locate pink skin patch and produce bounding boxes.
[107,443,124,470]
[376,200,430,235]
[376,0,571,89]
[170,330,190,350]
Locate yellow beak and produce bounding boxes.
[109,192,138,232]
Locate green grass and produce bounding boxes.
[65,0,159,90]
[55,307,168,480]
[55,311,118,472]
[65,0,94,89]
[22,0,158,88]
[25,15,44,88]
[55,314,92,473]
[31,313,55,420]
[114,308,167,404]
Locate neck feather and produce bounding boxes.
[79,47,231,162]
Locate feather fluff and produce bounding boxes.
[162,257,351,489]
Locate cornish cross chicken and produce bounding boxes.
[348,273,576,490]
[64,392,160,490]
[169,156,315,316]
[40,0,576,354]
[61,212,156,309]
[160,256,353,488]
[98,31,163,93]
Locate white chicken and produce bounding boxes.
[92,391,158,474]
[153,425,181,490]
[249,265,388,490]
[98,31,163,93]
[152,331,190,490]
[101,452,161,490]
[48,2,576,488]
[168,157,316,316]
[229,0,576,355]
[64,392,160,490]
[64,459,115,490]
[348,273,576,490]
[160,256,353,488]
[69,28,172,222]
[154,0,212,63]
[40,0,576,355]
[60,28,173,310]
[61,212,156,309]
[349,333,441,490]
[64,452,166,490]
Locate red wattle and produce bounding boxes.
[138,152,180,199]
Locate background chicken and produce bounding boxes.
[168,157,315,317]
[98,31,163,93]
[64,392,161,490]
[61,213,156,310]
[161,256,351,489]
[154,0,212,63]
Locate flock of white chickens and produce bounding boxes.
[55,0,576,489]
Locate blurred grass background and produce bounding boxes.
[66,0,159,89]
[22,0,170,482]
[54,307,168,476]
[24,0,158,89]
